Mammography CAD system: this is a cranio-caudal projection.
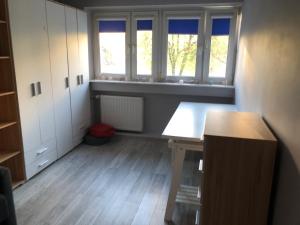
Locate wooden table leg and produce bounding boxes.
[164,145,186,222]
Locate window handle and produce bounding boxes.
[127,44,131,56]
[65,77,69,88]
[205,39,210,49]
[37,82,42,95]
[31,83,36,97]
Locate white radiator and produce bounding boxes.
[100,95,144,132]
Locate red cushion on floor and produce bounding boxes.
[89,123,115,137]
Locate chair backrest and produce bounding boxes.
[0,167,17,225]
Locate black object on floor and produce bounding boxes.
[0,166,17,225]
[83,134,111,146]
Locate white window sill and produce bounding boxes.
[90,79,235,98]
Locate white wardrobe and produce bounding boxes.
[8,0,90,179]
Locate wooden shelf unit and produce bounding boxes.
[0,0,26,187]
[1,154,25,188]
[0,91,15,97]
[0,151,20,163]
[0,94,19,121]
[12,180,24,189]
[0,23,10,57]
[0,0,6,22]
[0,121,17,130]
[0,58,14,92]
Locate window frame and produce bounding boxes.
[94,12,131,80]
[131,11,159,82]
[161,11,205,83]
[202,10,238,85]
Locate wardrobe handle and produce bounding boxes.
[37,82,42,95]
[38,160,49,168]
[77,75,81,85]
[65,77,69,88]
[37,147,48,156]
[195,210,200,225]
[80,75,84,85]
[30,83,36,97]
[198,159,203,172]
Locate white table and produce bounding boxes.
[162,102,237,222]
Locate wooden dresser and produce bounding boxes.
[201,111,277,225]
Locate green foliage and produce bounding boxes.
[102,46,114,66]
[167,34,197,77]
[100,32,229,78]
[137,31,152,73]
[209,35,229,76]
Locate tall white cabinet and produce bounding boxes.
[46,1,74,158]
[8,0,58,179]
[66,7,91,147]
[8,0,91,179]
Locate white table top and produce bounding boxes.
[162,102,237,142]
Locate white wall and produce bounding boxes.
[235,0,300,224]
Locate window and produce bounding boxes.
[98,19,127,75]
[209,18,231,78]
[162,12,203,82]
[94,9,238,85]
[136,19,153,76]
[131,12,157,80]
[167,19,199,77]
[203,14,236,84]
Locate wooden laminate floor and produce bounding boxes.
[14,136,200,225]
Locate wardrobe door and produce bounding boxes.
[65,6,80,86]
[46,1,73,157]
[65,6,80,142]
[33,1,56,147]
[77,10,89,81]
[65,6,88,145]
[77,10,91,128]
[8,0,48,153]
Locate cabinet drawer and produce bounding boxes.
[24,139,57,165]
[25,147,58,179]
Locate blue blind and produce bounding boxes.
[212,18,231,36]
[137,20,152,30]
[168,19,199,35]
[99,20,126,33]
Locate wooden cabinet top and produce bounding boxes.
[204,111,276,141]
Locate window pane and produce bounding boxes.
[209,18,231,78]
[167,19,198,77]
[99,20,126,74]
[137,20,152,75]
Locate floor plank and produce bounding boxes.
[14,136,200,225]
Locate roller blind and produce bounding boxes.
[99,20,126,33]
[137,20,152,30]
[212,18,231,36]
[168,19,199,35]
